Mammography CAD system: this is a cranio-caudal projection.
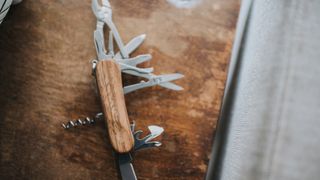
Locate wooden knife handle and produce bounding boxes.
[95,60,134,153]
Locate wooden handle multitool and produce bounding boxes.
[61,0,184,178]
[95,60,134,153]
[62,0,183,155]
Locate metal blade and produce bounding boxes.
[123,73,183,94]
[155,73,184,82]
[124,81,150,94]
[117,153,137,180]
[159,82,184,91]
[116,54,152,67]
[122,69,152,79]
[119,63,154,74]
[119,163,137,180]
[114,34,146,59]
[156,74,184,91]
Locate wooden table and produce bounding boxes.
[0,0,239,179]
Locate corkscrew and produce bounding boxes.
[61,113,103,129]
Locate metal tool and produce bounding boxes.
[133,125,164,151]
[62,0,183,179]
[116,122,164,180]
[91,0,185,88]
[61,113,103,129]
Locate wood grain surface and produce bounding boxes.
[0,0,239,179]
[96,60,134,153]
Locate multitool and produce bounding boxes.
[62,0,183,179]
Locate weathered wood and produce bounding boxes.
[0,0,239,179]
[96,60,134,153]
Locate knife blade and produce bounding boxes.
[117,153,137,180]
[114,34,146,59]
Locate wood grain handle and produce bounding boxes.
[95,60,134,153]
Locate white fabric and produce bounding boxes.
[217,1,320,180]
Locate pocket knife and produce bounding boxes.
[62,0,183,179]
